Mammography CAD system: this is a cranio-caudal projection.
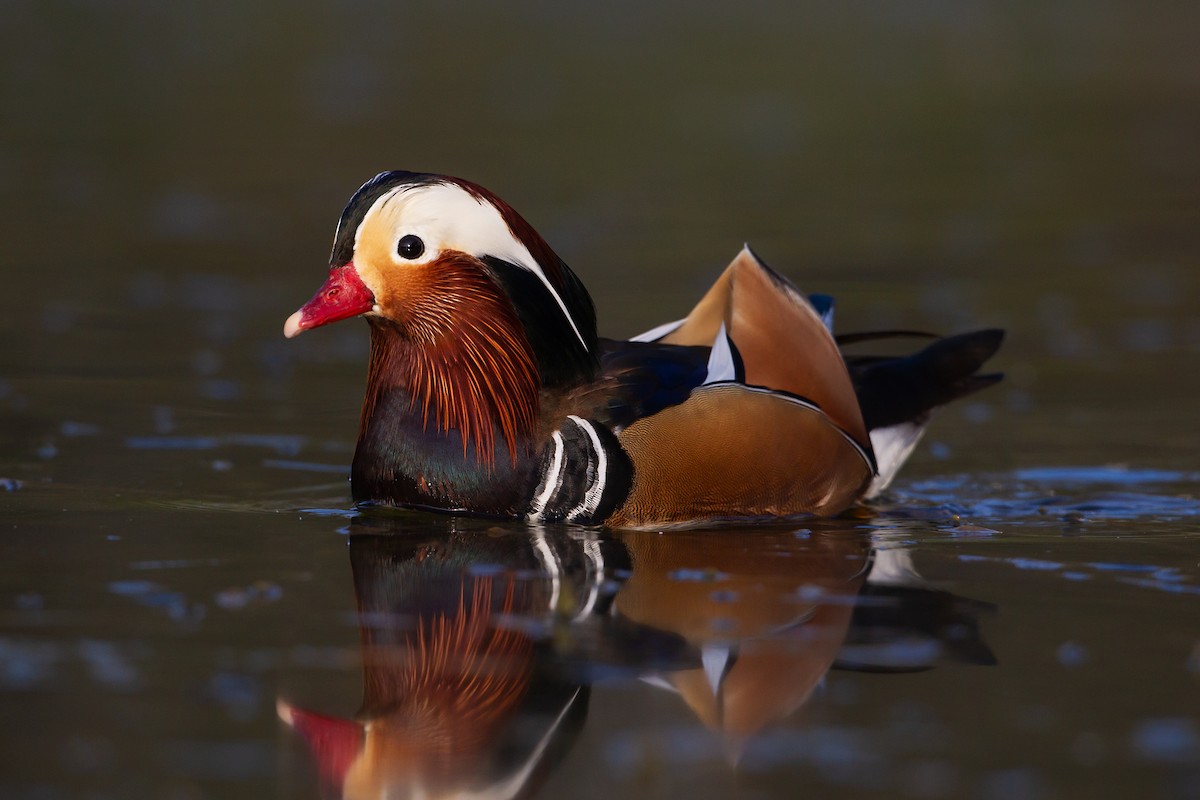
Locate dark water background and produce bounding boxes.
[2,3,1199,798]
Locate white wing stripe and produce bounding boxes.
[630,318,685,343]
[566,415,607,521]
[703,322,737,384]
[527,431,566,522]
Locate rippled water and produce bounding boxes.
[3,3,1199,799]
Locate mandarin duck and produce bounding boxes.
[284,171,1003,527]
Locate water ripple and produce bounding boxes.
[888,466,1200,525]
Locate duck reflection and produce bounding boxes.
[280,516,993,796]
[280,514,689,799]
[617,528,995,758]
[616,529,870,757]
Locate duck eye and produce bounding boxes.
[397,234,425,260]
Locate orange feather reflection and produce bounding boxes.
[280,529,589,800]
[613,529,871,760]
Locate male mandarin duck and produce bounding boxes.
[284,171,1003,527]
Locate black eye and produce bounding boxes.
[397,234,425,260]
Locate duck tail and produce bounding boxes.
[839,328,1005,496]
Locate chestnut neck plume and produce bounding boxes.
[359,258,541,470]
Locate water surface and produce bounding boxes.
[2,3,1199,798]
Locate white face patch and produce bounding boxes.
[355,182,589,349]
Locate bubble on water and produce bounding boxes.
[207,671,261,721]
[200,379,242,401]
[1008,558,1062,572]
[129,558,220,570]
[216,588,250,610]
[153,405,176,434]
[37,442,58,460]
[192,348,223,376]
[211,460,234,472]
[1121,318,1172,352]
[1187,642,1200,675]
[108,580,163,596]
[226,434,305,456]
[466,562,506,577]
[1057,640,1090,668]
[15,593,43,611]
[944,524,999,538]
[797,583,824,602]
[262,459,344,474]
[1130,717,1200,763]
[668,568,728,583]
[60,421,100,437]
[961,402,993,424]
[77,640,141,690]
[215,581,283,611]
[0,638,59,689]
[1117,577,1200,596]
[840,639,941,671]
[979,767,1047,800]
[1017,466,1194,485]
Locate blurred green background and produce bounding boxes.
[3,1,1198,480]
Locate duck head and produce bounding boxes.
[284,172,599,469]
[284,171,597,370]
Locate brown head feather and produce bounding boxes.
[359,253,540,469]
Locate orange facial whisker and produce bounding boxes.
[360,255,540,470]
